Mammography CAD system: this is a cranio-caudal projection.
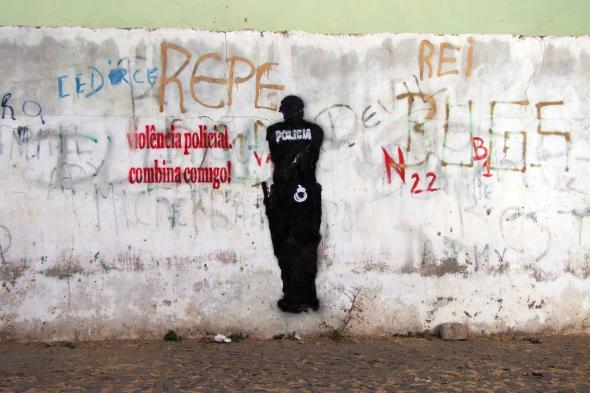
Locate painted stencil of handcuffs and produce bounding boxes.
[293,184,308,203]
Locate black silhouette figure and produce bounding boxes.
[262,95,324,313]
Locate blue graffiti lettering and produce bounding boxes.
[108,67,128,86]
[75,73,86,96]
[22,100,45,125]
[57,59,157,100]
[57,75,70,98]
[133,69,144,84]
[147,67,158,86]
[1,93,15,120]
[86,66,104,98]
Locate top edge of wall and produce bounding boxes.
[0,0,589,37]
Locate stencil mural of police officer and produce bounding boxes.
[262,95,324,313]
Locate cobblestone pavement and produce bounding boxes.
[1,334,589,392]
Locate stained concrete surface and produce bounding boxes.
[0,335,589,391]
[2,27,590,340]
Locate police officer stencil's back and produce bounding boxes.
[262,95,324,313]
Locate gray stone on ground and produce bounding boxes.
[439,322,468,341]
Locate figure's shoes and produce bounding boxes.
[277,298,320,313]
[311,300,319,311]
[277,298,302,313]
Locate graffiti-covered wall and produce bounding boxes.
[1,27,589,340]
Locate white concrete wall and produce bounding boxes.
[0,27,589,341]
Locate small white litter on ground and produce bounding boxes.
[214,334,232,343]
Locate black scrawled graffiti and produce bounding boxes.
[262,96,324,313]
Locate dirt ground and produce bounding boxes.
[0,334,589,392]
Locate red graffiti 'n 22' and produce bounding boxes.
[382,146,439,195]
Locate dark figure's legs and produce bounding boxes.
[263,181,321,313]
[289,240,319,308]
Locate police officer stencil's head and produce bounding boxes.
[279,95,304,122]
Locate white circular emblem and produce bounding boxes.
[293,184,308,203]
